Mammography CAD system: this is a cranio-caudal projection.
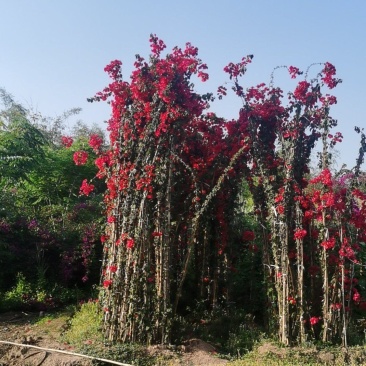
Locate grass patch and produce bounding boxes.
[62,300,102,346]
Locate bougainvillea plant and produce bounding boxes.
[86,35,366,346]
[225,56,366,346]
[86,35,252,344]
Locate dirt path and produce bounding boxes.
[0,311,228,365]
[0,311,92,365]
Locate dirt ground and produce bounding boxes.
[0,311,228,366]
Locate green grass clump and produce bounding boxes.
[63,300,102,346]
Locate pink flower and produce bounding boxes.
[126,238,135,249]
[288,66,302,79]
[61,136,73,148]
[331,303,342,310]
[310,316,321,326]
[107,216,116,223]
[294,229,307,240]
[103,279,112,288]
[321,237,335,250]
[108,265,117,273]
[73,151,88,165]
[321,62,341,89]
[293,81,310,102]
[353,291,361,303]
[89,134,103,152]
[79,179,95,196]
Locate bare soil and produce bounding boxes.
[0,311,228,366]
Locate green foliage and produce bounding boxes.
[0,90,104,304]
[63,301,159,365]
[81,343,157,366]
[0,273,81,312]
[0,273,32,311]
[173,301,263,357]
[227,343,366,366]
[63,300,103,346]
[225,323,264,358]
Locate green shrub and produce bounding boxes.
[80,343,157,366]
[63,299,102,346]
[226,322,263,358]
[0,272,32,311]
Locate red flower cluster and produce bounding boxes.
[288,66,302,79]
[321,62,341,89]
[104,59,122,80]
[107,216,115,223]
[293,228,307,240]
[79,179,95,196]
[310,168,333,187]
[73,151,88,165]
[126,238,135,249]
[89,134,103,153]
[108,265,117,273]
[288,296,296,305]
[61,135,73,148]
[293,81,311,104]
[103,279,112,288]
[321,237,336,250]
[309,316,321,326]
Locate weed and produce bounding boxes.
[62,299,102,346]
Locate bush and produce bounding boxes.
[225,322,263,358]
[0,273,32,311]
[63,299,102,346]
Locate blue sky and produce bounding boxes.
[0,1,365,168]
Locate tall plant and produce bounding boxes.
[89,37,366,346]
[226,59,366,345]
[89,36,251,343]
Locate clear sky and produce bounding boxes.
[0,0,365,168]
